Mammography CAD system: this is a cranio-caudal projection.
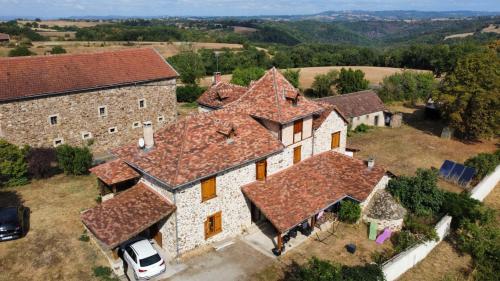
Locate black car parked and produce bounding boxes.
[0,206,29,241]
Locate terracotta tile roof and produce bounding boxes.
[112,109,284,188]
[227,68,324,124]
[0,48,178,102]
[312,101,349,130]
[317,90,385,118]
[197,82,248,109]
[242,151,385,233]
[0,33,9,41]
[89,159,140,186]
[81,182,175,249]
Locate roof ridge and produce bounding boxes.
[172,118,190,186]
[271,68,283,123]
[0,47,157,61]
[222,68,273,108]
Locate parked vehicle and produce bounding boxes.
[122,239,165,280]
[0,206,29,241]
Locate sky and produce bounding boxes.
[0,0,499,18]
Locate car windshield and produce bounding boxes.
[139,253,162,267]
[0,208,18,225]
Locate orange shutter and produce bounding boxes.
[331,132,340,149]
[293,146,301,164]
[294,119,303,134]
[201,177,217,202]
[214,212,222,233]
[256,160,267,180]
[204,219,209,238]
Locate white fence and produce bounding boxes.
[381,164,500,281]
[470,165,500,201]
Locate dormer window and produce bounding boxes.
[216,121,236,142]
[216,90,229,101]
[285,90,300,106]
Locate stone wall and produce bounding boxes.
[350,111,385,130]
[0,79,177,155]
[360,175,390,210]
[313,110,347,155]
[363,216,404,231]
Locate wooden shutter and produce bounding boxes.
[256,160,267,181]
[201,177,216,202]
[214,211,222,233]
[293,146,301,164]
[331,132,340,149]
[205,212,222,239]
[294,119,303,134]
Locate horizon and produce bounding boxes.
[1,0,499,19]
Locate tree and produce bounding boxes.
[8,46,34,57]
[336,68,369,94]
[378,71,436,104]
[311,70,338,98]
[230,67,265,86]
[167,51,206,84]
[338,200,361,223]
[435,51,499,140]
[50,45,67,54]
[282,69,300,88]
[387,169,444,217]
[0,140,29,187]
[55,145,93,176]
[464,150,500,180]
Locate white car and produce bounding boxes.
[123,239,166,280]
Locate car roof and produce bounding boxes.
[130,240,157,258]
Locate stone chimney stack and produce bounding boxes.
[367,157,375,169]
[143,121,154,149]
[213,72,222,85]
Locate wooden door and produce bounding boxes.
[293,146,301,164]
[331,132,340,149]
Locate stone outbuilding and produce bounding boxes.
[363,189,406,231]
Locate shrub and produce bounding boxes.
[8,46,35,57]
[392,230,419,253]
[403,215,439,242]
[56,145,92,176]
[176,84,206,103]
[50,45,67,54]
[441,191,494,229]
[387,169,444,217]
[26,147,58,179]
[0,140,29,187]
[92,266,117,281]
[464,150,500,181]
[353,124,372,133]
[79,229,90,242]
[338,200,361,223]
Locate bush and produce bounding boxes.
[26,147,58,179]
[387,169,444,217]
[392,230,420,253]
[8,46,35,57]
[403,215,439,242]
[338,200,361,223]
[92,266,117,281]
[50,45,67,54]
[56,145,92,176]
[0,140,29,187]
[353,124,372,133]
[176,84,206,103]
[441,191,494,229]
[464,150,500,181]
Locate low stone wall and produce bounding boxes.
[381,215,452,281]
[470,165,500,201]
[363,216,403,231]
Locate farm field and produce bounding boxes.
[0,41,244,58]
[0,175,108,281]
[199,66,430,88]
[18,20,104,28]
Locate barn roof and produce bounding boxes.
[317,90,385,118]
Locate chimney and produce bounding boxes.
[143,121,154,149]
[213,72,222,85]
[367,157,375,169]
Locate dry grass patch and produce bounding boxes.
[0,175,107,281]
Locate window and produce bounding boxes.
[126,247,137,263]
[98,106,107,117]
[293,119,303,134]
[138,99,146,109]
[201,176,216,202]
[374,115,379,126]
[331,132,341,149]
[49,114,58,126]
[53,138,64,147]
[365,115,369,120]
[293,145,301,164]
[204,211,222,239]
[132,121,141,129]
[108,127,117,134]
[157,116,165,123]
[81,131,92,140]
[256,159,267,181]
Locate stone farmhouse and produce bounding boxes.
[0,48,178,154]
[317,90,386,129]
[82,68,390,262]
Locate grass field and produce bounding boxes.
[199,66,430,88]
[0,175,107,281]
[0,41,244,58]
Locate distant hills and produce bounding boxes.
[2,10,500,22]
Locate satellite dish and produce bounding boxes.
[138,138,145,148]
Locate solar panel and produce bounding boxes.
[458,167,475,187]
[439,160,456,178]
[448,164,466,182]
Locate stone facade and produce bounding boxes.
[313,110,348,155]
[350,111,385,130]
[0,79,177,155]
